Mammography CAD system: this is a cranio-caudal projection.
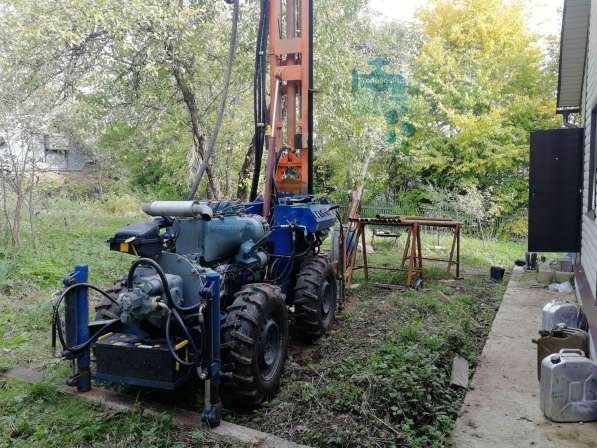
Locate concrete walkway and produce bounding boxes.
[449,267,597,448]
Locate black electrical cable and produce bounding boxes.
[250,0,270,201]
[127,258,174,305]
[307,0,314,194]
[266,243,313,260]
[51,283,120,357]
[50,272,205,367]
[188,0,240,200]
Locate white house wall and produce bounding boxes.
[582,0,597,297]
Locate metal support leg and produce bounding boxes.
[361,224,369,283]
[407,224,417,286]
[456,224,461,279]
[347,224,362,287]
[201,271,222,427]
[448,227,457,274]
[401,228,411,270]
[415,224,423,273]
[64,264,91,392]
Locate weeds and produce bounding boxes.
[0,198,520,447]
[232,271,509,448]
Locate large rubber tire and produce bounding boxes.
[94,285,122,321]
[221,283,288,408]
[293,255,337,342]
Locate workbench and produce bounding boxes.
[344,215,461,288]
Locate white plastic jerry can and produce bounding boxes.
[540,349,597,423]
[541,300,578,331]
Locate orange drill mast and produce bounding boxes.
[259,0,314,218]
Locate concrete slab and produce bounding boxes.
[2,368,309,448]
[449,267,597,448]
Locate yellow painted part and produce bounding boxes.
[98,332,113,342]
[177,347,189,371]
[119,242,129,252]
[175,340,189,351]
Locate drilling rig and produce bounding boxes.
[51,0,340,427]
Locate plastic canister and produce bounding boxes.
[534,325,589,380]
[542,300,578,331]
[540,349,597,423]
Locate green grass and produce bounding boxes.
[0,197,526,447]
[0,198,141,293]
[230,268,510,447]
[0,197,245,447]
[0,377,239,448]
[0,198,143,373]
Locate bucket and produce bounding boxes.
[489,266,505,282]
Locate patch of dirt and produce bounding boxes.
[36,271,505,448]
[225,274,506,447]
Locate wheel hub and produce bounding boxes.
[260,317,281,380]
[321,280,333,317]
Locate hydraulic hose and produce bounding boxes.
[187,0,240,200]
[250,0,270,201]
[51,283,120,358]
[51,280,200,368]
[164,306,201,367]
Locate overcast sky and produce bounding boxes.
[368,0,564,37]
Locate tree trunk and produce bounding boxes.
[224,139,233,198]
[348,150,374,219]
[166,43,222,199]
[237,139,256,202]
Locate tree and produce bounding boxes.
[0,121,37,249]
[1,0,259,199]
[408,0,559,217]
[312,0,415,200]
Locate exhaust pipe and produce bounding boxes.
[142,201,213,221]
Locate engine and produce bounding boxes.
[107,201,269,328]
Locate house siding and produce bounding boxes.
[582,0,597,297]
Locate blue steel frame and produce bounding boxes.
[261,201,336,295]
[201,271,222,426]
[61,195,334,428]
[64,264,91,392]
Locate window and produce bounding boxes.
[589,106,597,214]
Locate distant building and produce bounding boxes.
[41,133,92,172]
[0,130,94,173]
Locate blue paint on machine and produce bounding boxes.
[53,194,338,428]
